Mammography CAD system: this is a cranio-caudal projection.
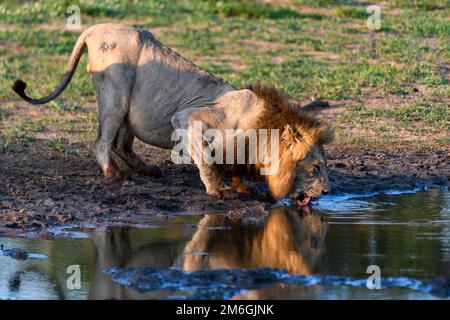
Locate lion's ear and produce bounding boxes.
[282,124,315,160]
[282,124,293,148]
[282,124,303,150]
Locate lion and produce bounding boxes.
[13,23,333,203]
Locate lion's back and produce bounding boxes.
[85,23,143,73]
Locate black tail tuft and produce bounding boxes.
[12,79,27,96]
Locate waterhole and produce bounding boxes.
[0,189,448,299]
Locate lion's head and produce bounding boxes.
[248,83,334,205]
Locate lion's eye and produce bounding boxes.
[294,131,302,142]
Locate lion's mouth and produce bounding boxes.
[294,193,312,206]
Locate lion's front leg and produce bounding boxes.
[196,162,225,197]
[195,161,238,199]
[183,107,238,199]
[230,176,254,194]
[188,122,226,197]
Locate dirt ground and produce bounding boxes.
[0,134,448,234]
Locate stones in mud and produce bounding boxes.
[104,266,450,299]
[104,267,283,299]
[0,245,29,260]
[43,198,56,207]
[1,208,75,229]
[155,213,168,222]
[93,206,112,216]
[226,202,267,220]
[51,212,75,223]
[429,277,450,298]
[0,200,13,209]
[333,162,346,168]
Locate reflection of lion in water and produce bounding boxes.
[89,207,328,299]
[183,207,328,275]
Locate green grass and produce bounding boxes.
[0,117,42,152]
[377,102,448,126]
[0,0,448,149]
[390,0,449,10]
[346,102,449,126]
[337,101,449,144]
[333,6,367,19]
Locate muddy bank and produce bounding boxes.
[0,142,448,231]
[327,144,448,194]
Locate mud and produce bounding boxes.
[0,245,28,260]
[0,141,448,231]
[104,266,450,300]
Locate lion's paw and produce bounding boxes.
[207,187,239,200]
[103,163,125,182]
[218,188,239,200]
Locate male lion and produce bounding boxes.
[13,23,333,204]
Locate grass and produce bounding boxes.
[0,0,448,152]
[337,100,449,145]
[0,117,42,152]
[333,6,367,19]
[342,102,449,128]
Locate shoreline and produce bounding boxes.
[1,142,448,231]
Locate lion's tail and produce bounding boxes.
[12,29,89,105]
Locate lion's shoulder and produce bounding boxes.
[246,82,291,113]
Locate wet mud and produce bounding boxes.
[0,143,448,231]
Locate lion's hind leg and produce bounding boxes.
[95,104,125,182]
[112,123,161,178]
[93,65,135,182]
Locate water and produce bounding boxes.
[0,189,448,300]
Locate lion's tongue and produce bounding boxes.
[296,197,311,206]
